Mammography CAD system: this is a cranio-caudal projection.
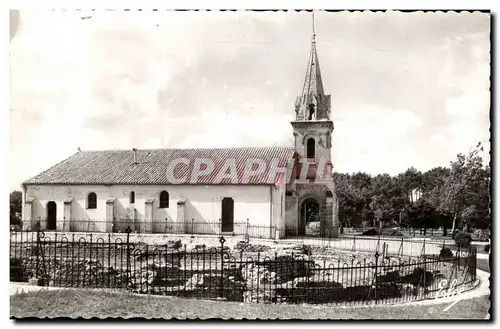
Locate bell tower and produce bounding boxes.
[291,14,334,171]
[287,13,339,238]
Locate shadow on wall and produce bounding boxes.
[153,205,174,234]
[29,199,44,226]
[70,200,94,232]
[29,200,62,231]
[113,201,139,232]
[185,199,219,235]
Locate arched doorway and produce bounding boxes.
[47,201,57,230]
[221,198,234,233]
[300,198,320,235]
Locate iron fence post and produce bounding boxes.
[423,254,427,298]
[244,218,250,243]
[473,247,477,281]
[400,238,404,257]
[374,251,379,304]
[125,226,132,285]
[218,218,222,236]
[306,255,310,301]
[107,233,111,287]
[290,252,294,301]
[423,239,426,257]
[35,227,41,279]
[219,236,226,299]
[191,218,195,238]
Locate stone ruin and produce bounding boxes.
[12,240,461,304]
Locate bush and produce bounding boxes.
[390,229,404,236]
[300,244,312,256]
[439,247,453,259]
[481,229,490,242]
[484,244,490,253]
[362,228,380,236]
[454,231,472,248]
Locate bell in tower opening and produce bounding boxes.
[308,103,315,120]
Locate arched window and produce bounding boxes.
[87,192,97,209]
[308,103,315,120]
[159,191,169,208]
[306,138,315,159]
[129,191,135,204]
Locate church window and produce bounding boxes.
[307,138,315,159]
[308,103,315,120]
[159,191,169,208]
[87,192,97,209]
[129,191,135,204]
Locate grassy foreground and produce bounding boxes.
[10,289,490,320]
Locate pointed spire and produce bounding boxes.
[295,12,330,121]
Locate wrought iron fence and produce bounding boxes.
[342,227,447,236]
[18,219,474,257]
[20,218,455,240]
[21,218,277,239]
[10,227,477,306]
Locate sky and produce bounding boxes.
[9,10,491,190]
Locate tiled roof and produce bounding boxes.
[23,147,296,186]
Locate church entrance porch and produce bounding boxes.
[299,198,320,236]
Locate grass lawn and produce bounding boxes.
[10,289,490,320]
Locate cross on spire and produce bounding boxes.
[312,11,316,40]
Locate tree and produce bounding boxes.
[333,173,356,228]
[440,142,490,233]
[333,172,372,228]
[397,167,423,227]
[331,143,489,236]
[434,210,454,236]
[422,167,450,194]
[10,191,22,225]
[398,167,423,202]
[350,172,373,227]
[422,167,452,236]
[408,199,440,234]
[370,174,403,228]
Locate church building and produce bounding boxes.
[21,26,340,239]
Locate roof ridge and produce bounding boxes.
[80,146,295,153]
